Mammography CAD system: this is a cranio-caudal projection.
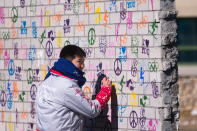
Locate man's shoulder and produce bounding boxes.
[45,75,77,87]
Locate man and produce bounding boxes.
[36,45,111,131]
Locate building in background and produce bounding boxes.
[176,0,197,130]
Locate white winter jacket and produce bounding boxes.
[36,74,101,131]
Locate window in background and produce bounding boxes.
[177,18,197,64]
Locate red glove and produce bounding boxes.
[96,85,112,109]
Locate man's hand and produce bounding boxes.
[101,77,111,87]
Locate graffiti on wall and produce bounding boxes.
[0,0,162,130]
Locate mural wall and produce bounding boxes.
[0,0,178,130]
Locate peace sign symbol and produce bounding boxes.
[114,58,122,76]
[0,90,6,107]
[27,68,33,84]
[64,40,71,46]
[46,40,53,57]
[8,59,15,76]
[11,7,18,23]
[88,28,96,45]
[30,84,37,100]
[129,110,138,128]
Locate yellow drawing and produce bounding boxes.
[56,31,63,48]
[44,10,50,27]
[41,64,47,80]
[8,115,13,131]
[130,92,138,107]
[95,8,102,24]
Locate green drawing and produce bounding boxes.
[11,7,18,23]
[119,75,125,92]
[19,91,25,102]
[131,36,139,57]
[149,19,158,38]
[88,28,96,45]
[64,40,71,46]
[27,68,33,84]
[140,95,148,107]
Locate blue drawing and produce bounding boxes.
[109,0,117,11]
[127,1,136,8]
[140,67,144,85]
[118,105,127,122]
[119,47,127,62]
[21,21,27,34]
[32,21,37,38]
[117,94,128,122]
[8,59,15,76]
[7,82,13,110]
[7,94,13,109]
[28,45,36,61]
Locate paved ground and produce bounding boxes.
[179,75,197,130]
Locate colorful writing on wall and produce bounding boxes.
[0,0,162,130]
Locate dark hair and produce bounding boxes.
[59,45,86,60]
